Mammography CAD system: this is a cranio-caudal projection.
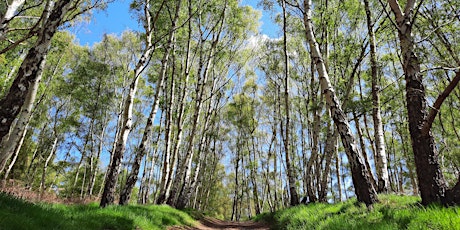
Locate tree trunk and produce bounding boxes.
[39,137,58,200]
[387,0,454,205]
[87,120,107,197]
[118,1,179,205]
[167,12,223,206]
[319,125,337,202]
[364,0,389,193]
[353,112,378,190]
[303,0,378,207]
[100,1,156,208]
[0,0,72,143]
[281,0,299,206]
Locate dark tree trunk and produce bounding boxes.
[387,0,450,205]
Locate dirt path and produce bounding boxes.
[169,217,271,230]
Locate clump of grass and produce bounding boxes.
[255,194,460,230]
[0,192,196,230]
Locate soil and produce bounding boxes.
[168,217,271,230]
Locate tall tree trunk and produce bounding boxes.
[176,90,220,209]
[231,132,241,221]
[167,11,224,206]
[364,0,389,193]
[387,0,459,205]
[100,0,156,208]
[0,0,72,143]
[0,84,35,172]
[336,150,342,201]
[281,0,299,206]
[303,0,378,207]
[74,119,95,188]
[119,1,179,205]
[353,112,378,190]
[250,135,261,214]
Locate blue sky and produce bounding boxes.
[73,0,279,46]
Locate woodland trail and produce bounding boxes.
[169,217,271,230]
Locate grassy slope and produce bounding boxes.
[0,193,195,230]
[255,195,460,230]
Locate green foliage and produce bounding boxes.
[0,193,196,230]
[255,195,460,230]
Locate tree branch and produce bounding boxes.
[387,0,403,20]
[403,0,416,16]
[421,70,460,136]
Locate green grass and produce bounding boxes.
[255,195,460,230]
[0,192,196,230]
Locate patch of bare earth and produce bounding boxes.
[169,217,270,230]
[0,179,98,204]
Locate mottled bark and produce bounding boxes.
[319,126,337,202]
[0,70,38,172]
[0,0,71,143]
[100,0,156,208]
[387,0,453,205]
[118,0,179,205]
[303,0,378,206]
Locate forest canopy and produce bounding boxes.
[1,0,459,220]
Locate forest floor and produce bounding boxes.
[169,217,270,230]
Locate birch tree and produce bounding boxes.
[363,0,389,193]
[387,0,460,205]
[301,0,378,207]
[100,0,157,207]
[118,0,181,205]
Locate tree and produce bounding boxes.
[118,0,181,206]
[301,0,378,207]
[100,0,157,207]
[363,0,389,193]
[387,0,460,205]
[0,0,73,146]
[280,0,299,206]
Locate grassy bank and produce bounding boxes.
[255,195,460,230]
[0,192,195,230]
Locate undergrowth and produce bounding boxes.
[0,192,195,230]
[255,195,460,230]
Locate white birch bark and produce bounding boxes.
[0,0,72,152]
[363,0,389,193]
[0,0,26,41]
[281,0,299,206]
[118,0,180,203]
[0,64,41,171]
[302,0,378,206]
[100,0,156,207]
